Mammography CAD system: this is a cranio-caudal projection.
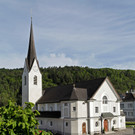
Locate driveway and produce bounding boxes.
[105,128,134,135]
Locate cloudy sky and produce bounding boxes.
[0,0,135,69]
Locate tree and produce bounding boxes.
[0,101,52,135]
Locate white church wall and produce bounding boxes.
[77,101,87,118]
[119,116,126,129]
[38,118,64,134]
[70,101,87,118]
[89,118,95,134]
[89,101,94,117]
[111,117,118,129]
[92,80,120,115]
[70,102,77,118]
[70,120,78,134]
[93,80,117,102]
[28,59,42,105]
[92,100,101,117]
[93,118,101,133]
[22,62,29,106]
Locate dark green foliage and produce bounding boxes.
[0,66,135,105]
[0,68,22,106]
[0,101,52,135]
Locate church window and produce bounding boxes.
[24,76,26,85]
[113,120,116,125]
[64,103,68,106]
[95,121,99,127]
[34,75,37,85]
[65,122,68,127]
[113,107,116,112]
[73,107,76,111]
[50,121,53,127]
[102,96,108,104]
[39,120,42,125]
[95,107,99,113]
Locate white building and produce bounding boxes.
[22,20,125,135]
[120,91,135,121]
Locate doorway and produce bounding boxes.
[82,122,86,134]
[104,119,108,131]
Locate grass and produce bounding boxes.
[126,121,135,128]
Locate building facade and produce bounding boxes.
[120,91,135,121]
[36,78,125,135]
[22,20,125,135]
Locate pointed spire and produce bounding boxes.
[27,18,37,70]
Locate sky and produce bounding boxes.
[1,0,135,69]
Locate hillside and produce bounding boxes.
[0,66,135,106]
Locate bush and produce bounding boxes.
[0,100,52,135]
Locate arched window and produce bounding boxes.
[102,96,108,104]
[95,121,99,127]
[49,121,53,127]
[34,75,37,85]
[24,76,26,85]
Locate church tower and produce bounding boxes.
[22,18,42,106]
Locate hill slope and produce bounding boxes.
[0,66,134,105]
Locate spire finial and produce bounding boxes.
[30,8,32,21]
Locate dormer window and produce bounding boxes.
[102,96,108,104]
[34,75,37,85]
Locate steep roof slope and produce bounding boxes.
[25,18,40,72]
[123,92,135,101]
[37,77,106,104]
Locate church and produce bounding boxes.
[22,20,125,135]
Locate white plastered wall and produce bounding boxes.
[28,59,42,105]
[22,59,42,106]
[22,61,29,106]
[92,80,120,116]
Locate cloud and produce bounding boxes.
[1,0,135,70]
[39,53,79,67]
[110,62,135,70]
[0,53,79,69]
[0,54,24,69]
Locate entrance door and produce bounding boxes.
[82,122,86,134]
[104,119,108,131]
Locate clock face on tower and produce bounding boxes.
[33,66,38,72]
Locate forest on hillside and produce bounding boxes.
[0,66,135,106]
